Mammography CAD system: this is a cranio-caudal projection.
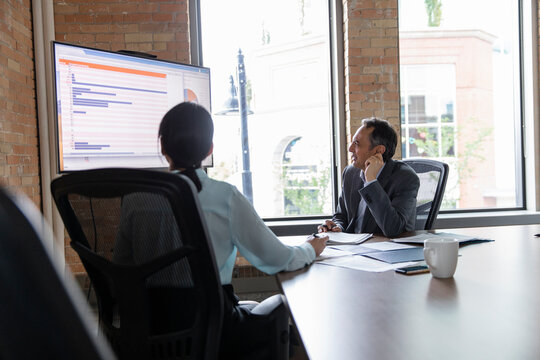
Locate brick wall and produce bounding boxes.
[52,0,191,276]
[0,0,41,206]
[342,0,401,155]
[53,0,190,63]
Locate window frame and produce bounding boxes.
[189,0,534,227]
[448,0,525,214]
[398,0,527,214]
[189,0,344,222]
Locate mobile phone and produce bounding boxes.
[395,265,430,275]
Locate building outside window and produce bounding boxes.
[398,0,523,210]
[400,64,458,208]
[282,136,331,216]
[196,0,524,218]
[199,0,334,218]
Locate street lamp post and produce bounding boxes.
[236,49,253,204]
[215,49,253,204]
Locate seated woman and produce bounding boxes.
[157,102,327,357]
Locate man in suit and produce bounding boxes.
[319,118,419,237]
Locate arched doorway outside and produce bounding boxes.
[273,136,331,216]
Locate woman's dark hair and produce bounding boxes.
[361,117,397,162]
[158,102,214,191]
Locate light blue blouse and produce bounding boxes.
[195,169,316,284]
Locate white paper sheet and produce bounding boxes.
[361,241,416,251]
[316,247,353,261]
[318,255,418,272]
[328,244,377,255]
[329,241,415,255]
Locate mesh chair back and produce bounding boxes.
[0,186,115,360]
[402,159,449,230]
[51,169,223,360]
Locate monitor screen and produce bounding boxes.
[52,41,212,172]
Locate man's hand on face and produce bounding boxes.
[364,153,384,182]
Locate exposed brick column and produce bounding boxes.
[53,0,190,63]
[0,0,41,206]
[342,0,401,157]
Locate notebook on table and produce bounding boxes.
[323,232,373,245]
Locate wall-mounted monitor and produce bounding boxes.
[52,41,212,172]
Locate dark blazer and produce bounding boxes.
[333,159,420,237]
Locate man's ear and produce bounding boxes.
[376,145,386,155]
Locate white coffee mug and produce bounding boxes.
[423,238,459,278]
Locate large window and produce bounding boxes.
[199,0,334,218]
[398,0,523,210]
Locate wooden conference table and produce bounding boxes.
[277,224,540,360]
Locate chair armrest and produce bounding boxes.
[249,294,289,360]
[238,300,259,307]
[251,294,285,316]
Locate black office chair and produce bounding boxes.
[0,186,115,360]
[51,168,290,360]
[51,169,223,360]
[402,159,449,230]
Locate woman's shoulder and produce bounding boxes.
[197,170,242,201]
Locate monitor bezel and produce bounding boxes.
[51,41,212,173]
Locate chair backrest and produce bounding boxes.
[402,159,449,230]
[51,168,223,360]
[0,186,115,360]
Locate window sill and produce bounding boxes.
[266,211,540,236]
[434,210,540,229]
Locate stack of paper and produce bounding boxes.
[323,232,372,245]
[319,255,418,273]
[315,241,428,272]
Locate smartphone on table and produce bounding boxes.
[395,265,429,275]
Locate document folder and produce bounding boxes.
[362,247,424,264]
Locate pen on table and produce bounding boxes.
[535,233,540,238]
